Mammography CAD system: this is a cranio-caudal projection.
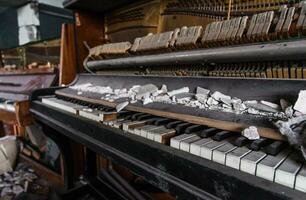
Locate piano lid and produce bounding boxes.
[0,72,57,101]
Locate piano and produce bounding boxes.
[31,0,306,199]
[0,72,56,135]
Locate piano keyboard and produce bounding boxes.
[41,96,306,193]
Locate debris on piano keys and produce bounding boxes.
[242,126,260,140]
[68,82,290,120]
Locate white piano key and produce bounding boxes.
[240,151,267,175]
[79,109,101,121]
[113,119,130,129]
[134,125,155,136]
[295,165,306,193]
[42,98,84,114]
[226,147,252,170]
[275,152,302,188]
[212,142,237,165]
[200,140,228,160]
[170,134,194,149]
[146,126,164,140]
[122,121,146,132]
[153,128,176,144]
[256,149,291,181]
[180,135,201,152]
[190,138,212,156]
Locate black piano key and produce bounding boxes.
[131,113,146,120]
[136,114,154,121]
[233,136,250,147]
[165,121,184,129]
[144,117,164,125]
[117,111,135,118]
[248,138,274,151]
[154,118,173,126]
[185,125,207,134]
[263,141,288,156]
[175,122,193,134]
[212,131,238,141]
[196,127,219,138]
[98,105,107,111]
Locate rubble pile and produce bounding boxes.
[69,83,293,120]
[0,163,48,200]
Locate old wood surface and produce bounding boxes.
[60,24,78,85]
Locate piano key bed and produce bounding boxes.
[28,91,305,199]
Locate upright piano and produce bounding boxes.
[31,0,306,199]
[0,71,56,135]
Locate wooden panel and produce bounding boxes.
[15,101,33,127]
[105,0,160,42]
[74,10,105,72]
[60,24,78,85]
[19,154,64,188]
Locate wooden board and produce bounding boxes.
[60,24,78,85]
[19,154,64,188]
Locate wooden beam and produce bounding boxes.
[59,24,78,85]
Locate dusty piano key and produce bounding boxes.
[132,113,152,120]
[122,121,147,132]
[295,165,306,193]
[200,139,231,160]
[99,111,117,121]
[170,134,195,149]
[153,127,176,144]
[165,121,184,129]
[249,138,274,151]
[145,126,165,139]
[226,147,252,170]
[212,131,238,141]
[212,141,237,165]
[263,141,288,156]
[190,138,212,156]
[174,122,194,134]
[134,125,156,136]
[112,119,130,129]
[196,127,220,138]
[131,113,147,120]
[180,135,201,152]
[154,118,173,125]
[240,151,267,175]
[79,109,102,121]
[274,152,302,188]
[42,97,84,114]
[256,149,291,181]
[234,136,249,147]
[185,125,207,134]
